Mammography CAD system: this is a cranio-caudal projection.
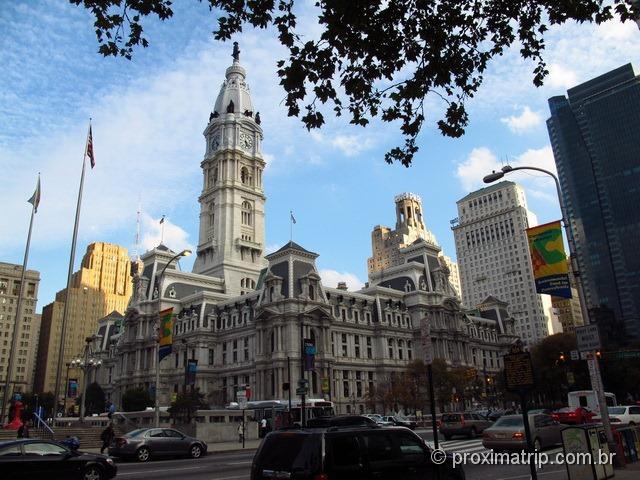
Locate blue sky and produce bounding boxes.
[1,0,638,312]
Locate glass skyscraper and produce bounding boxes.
[546,64,640,340]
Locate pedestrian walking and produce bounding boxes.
[237,423,244,443]
[260,418,267,438]
[17,421,29,438]
[100,423,115,454]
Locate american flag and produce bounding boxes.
[85,125,95,168]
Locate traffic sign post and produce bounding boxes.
[503,341,537,480]
[421,318,439,450]
[575,325,601,352]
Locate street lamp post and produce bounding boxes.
[79,335,102,422]
[154,249,192,428]
[483,164,616,451]
[62,358,82,416]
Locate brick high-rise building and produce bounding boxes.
[34,242,131,401]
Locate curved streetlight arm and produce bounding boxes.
[500,166,567,225]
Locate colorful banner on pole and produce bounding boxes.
[304,338,316,371]
[526,221,572,299]
[186,359,198,386]
[68,379,78,398]
[158,307,174,362]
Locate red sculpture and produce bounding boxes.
[4,400,24,430]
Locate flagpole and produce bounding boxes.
[53,125,90,415]
[0,181,38,424]
[290,211,293,242]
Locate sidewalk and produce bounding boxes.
[613,462,640,479]
[82,438,262,456]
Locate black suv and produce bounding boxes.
[250,425,464,480]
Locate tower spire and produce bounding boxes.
[232,41,240,62]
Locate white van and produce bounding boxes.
[568,390,617,411]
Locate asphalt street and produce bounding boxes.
[113,428,571,480]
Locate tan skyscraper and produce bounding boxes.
[0,263,41,398]
[34,242,132,401]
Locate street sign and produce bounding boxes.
[576,325,601,352]
[296,387,308,396]
[297,378,309,388]
[570,350,579,361]
[504,351,535,392]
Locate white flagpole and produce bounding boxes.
[290,211,293,242]
[53,123,90,415]
[0,176,38,424]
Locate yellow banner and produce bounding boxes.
[526,221,571,298]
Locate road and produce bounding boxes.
[114,429,570,480]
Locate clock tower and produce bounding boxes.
[192,43,267,295]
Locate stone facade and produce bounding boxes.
[98,49,517,414]
[0,262,41,397]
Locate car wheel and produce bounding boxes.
[136,447,151,462]
[189,444,203,459]
[83,466,103,480]
[468,427,477,439]
[534,438,542,451]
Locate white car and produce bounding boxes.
[362,414,393,426]
[593,405,640,425]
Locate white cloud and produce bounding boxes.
[309,130,376,157]
[596,16,638,40]
[455,147,501,192]
[319,269,365,291]
[500,106,543,134]
[456,145,558,202]
[140,212,193,253]
[547,63,578,89]
[265,243,281,254]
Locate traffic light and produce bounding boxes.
[282,382,290,391]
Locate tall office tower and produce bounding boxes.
[34,242,131,399]
[192,45,268,295]
[0,263,40,397]
[547,64,640,339]
[452,182,551,345]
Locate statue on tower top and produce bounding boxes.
[232,42,240,61]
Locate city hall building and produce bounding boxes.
[99,47,518,414]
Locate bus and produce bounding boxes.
[228,398,334,429]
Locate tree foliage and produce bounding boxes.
[72,0,639,166]
[121,387,153,412]
[84,382,106,415]
[168,390,208,423]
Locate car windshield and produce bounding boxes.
[494,417,523,427]
[124,429,148,437]
[441,414,461,422]
[608,407,626,415]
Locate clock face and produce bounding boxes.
[239,132,253,150]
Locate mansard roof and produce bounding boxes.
[268,241,318,257]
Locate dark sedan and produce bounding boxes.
[0,439,116,480]
[109,427,208,462]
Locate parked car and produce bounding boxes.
[362,414,393,426]
[528,409,552,416]
[0,439,117,480]
[488,409,516,422]
[551,406,596,424]
[250,424,465,480]
[482,414,562,452]
[381,415,418,430]
[440,412,493,440]
[306,415,378,427]
[593,406,640,426]
[108,427,207,462]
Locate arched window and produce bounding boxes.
[309,284,315,300]
[398,340,405,360]
[241,201,252,226]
